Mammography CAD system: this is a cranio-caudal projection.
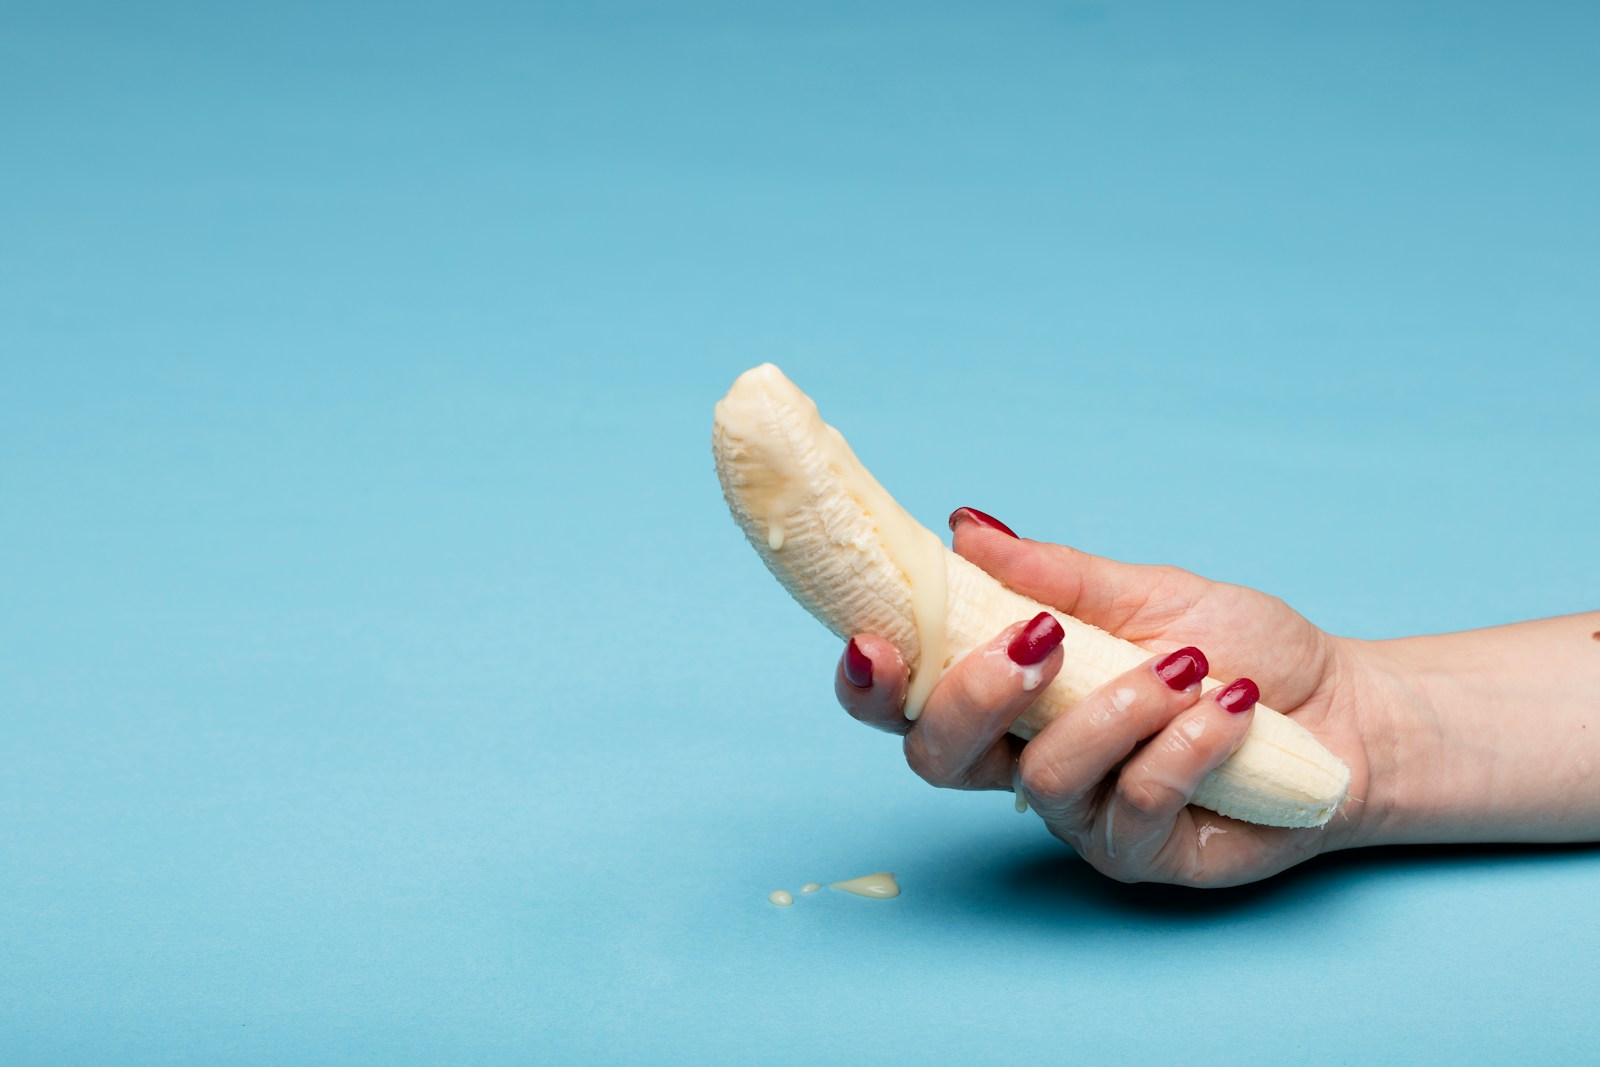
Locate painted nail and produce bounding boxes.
[843,638,873,689]
[1007,612,1065,667]
[948,507,1018,538]
[1155,646,1208,691]
[1216,678,1259,714]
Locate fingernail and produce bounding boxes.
[1007,612,1065,666]
[843,638,873,689]
[1155,647,1208,691]
[948,507,1018,538]
[1216,677,1259,714]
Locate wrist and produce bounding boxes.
[1321,635,1470,849]
[1309,614,1600,851]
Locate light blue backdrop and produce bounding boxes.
[4,2,1598,1063]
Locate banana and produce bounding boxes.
[712,363,1351,829]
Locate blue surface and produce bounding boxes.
[5,2,1600,1062]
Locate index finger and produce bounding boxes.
[834,635,910,735]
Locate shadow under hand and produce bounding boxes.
[926,835,1600,929]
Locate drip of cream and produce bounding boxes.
[828,872,900,899]
[768,890,794,907]
[1013,763,1028,813]
[714,365,949,719]
[799,883,822,894]
[834,449,948,720]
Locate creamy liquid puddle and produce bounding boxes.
[768,873,900,906]
[828,872,900,899]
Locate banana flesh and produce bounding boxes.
[712,363,1351,829]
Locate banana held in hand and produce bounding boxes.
[712,363,1351,829]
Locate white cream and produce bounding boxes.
[799,883,822,894]
[828,872,900,899]
[815,420,947,719]
[982,642,1044,692]
[767,523,785,550]
[768,890,795,907]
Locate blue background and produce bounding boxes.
[5,1,1599,1062]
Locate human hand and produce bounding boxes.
[835,508,1382,888]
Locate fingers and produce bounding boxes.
[1017,646,1212,830]
[901,613,1064,791]
[948,506,1206,635]
[834,635,911,735]
[839,621,1275,886]
[1102,678,1259,869]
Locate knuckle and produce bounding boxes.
[1147,564,1198,599]
[1017,747,1078,805]
[1149,563,1192,586]
[1130,566,1206,623]
[1115,774,1181,822]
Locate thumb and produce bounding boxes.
[948,507,1208,637]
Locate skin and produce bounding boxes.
[835,517,1600,888]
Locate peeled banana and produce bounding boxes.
[712,363,1350,828]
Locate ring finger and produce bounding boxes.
[1017,646,1210,830]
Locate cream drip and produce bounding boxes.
[768,890,794,906]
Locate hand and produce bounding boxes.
[834,508,1385,888]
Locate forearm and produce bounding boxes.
[1351,612,1600,846]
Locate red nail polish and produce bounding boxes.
[948,507,1018,538]
[1155,647,1208,691]
[1216,678,1259,714]
[843,638,873,689]
[1007,612,1065,666]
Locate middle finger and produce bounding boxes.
[902,612,1065,790]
